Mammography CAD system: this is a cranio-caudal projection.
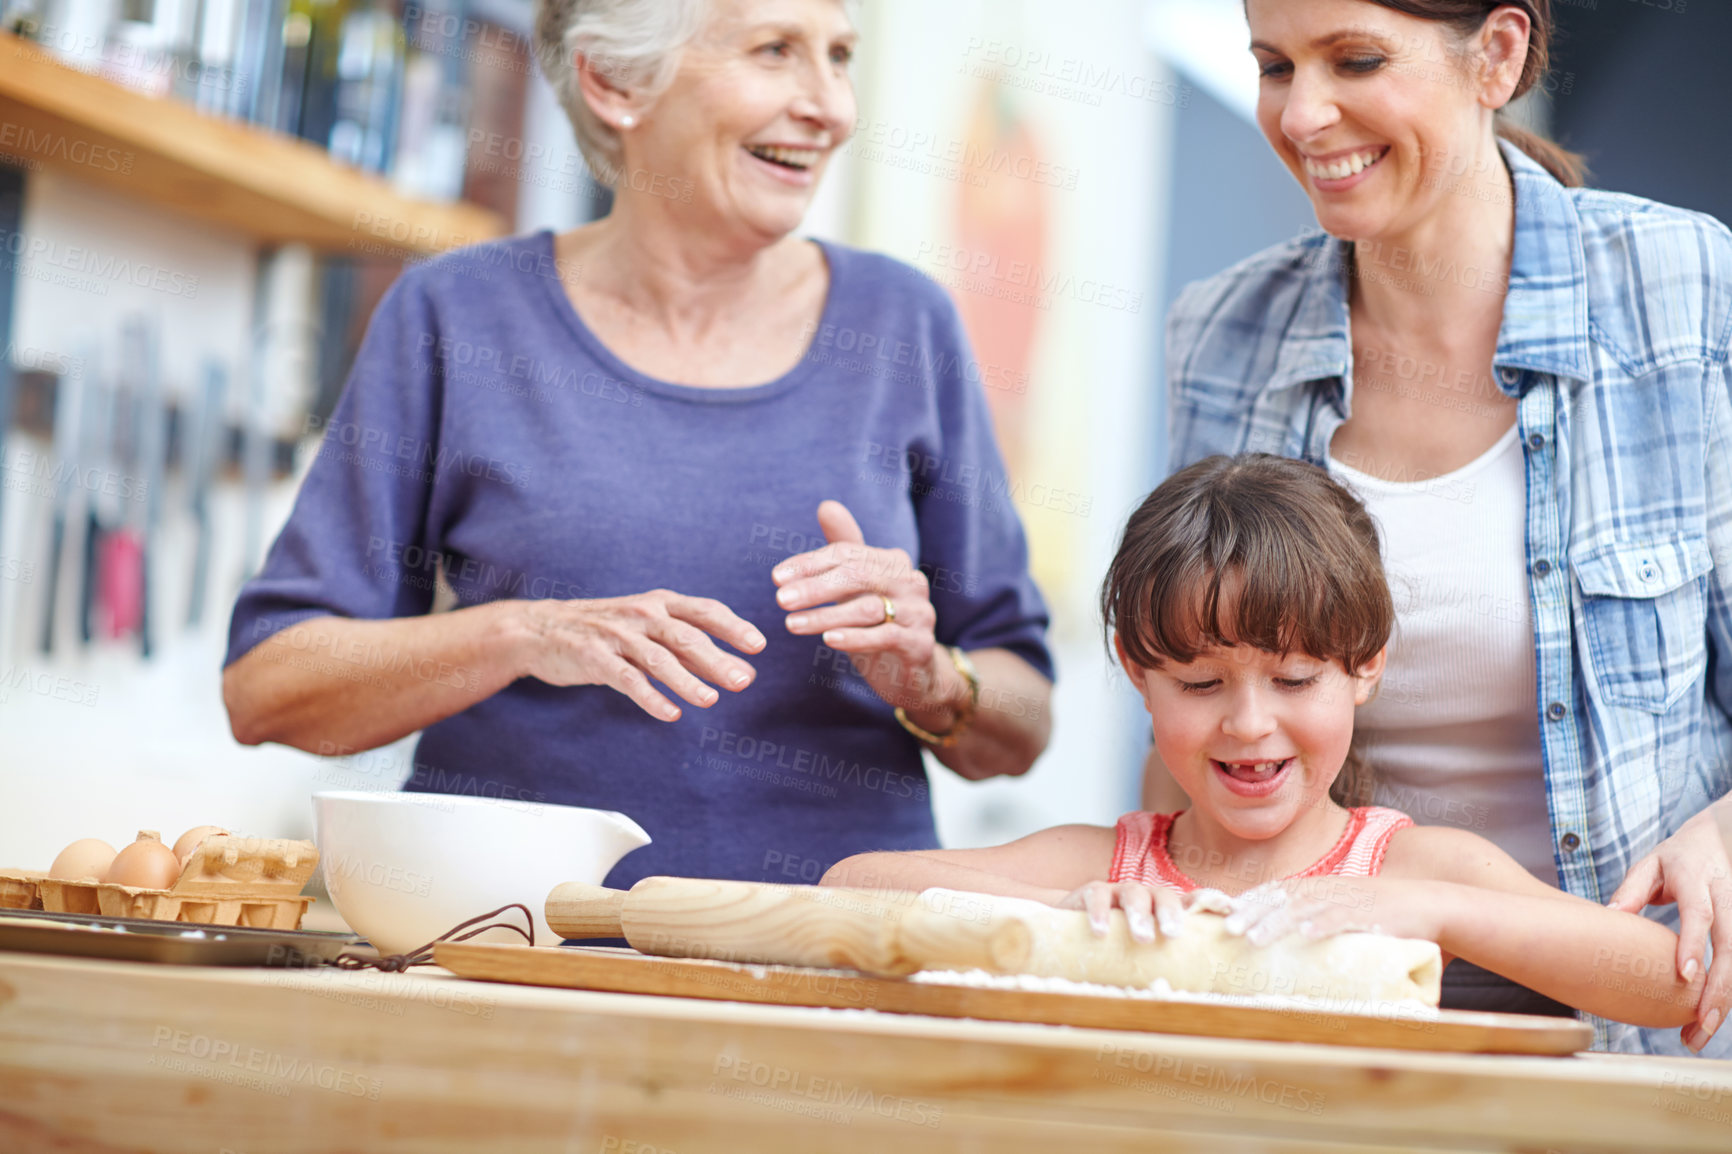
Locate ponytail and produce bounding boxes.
[1496,119,1587,188]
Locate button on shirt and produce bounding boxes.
[1164,141,1732,1055]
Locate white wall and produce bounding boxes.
[0,167,310,870]
[848,0,1174,846]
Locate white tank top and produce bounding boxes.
[1328,425,1558,886]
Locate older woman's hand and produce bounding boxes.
[1606,797,1732,1052]
[773,500,956,714]
[517,592,766,722]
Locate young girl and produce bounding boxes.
[822,454,1704,1028]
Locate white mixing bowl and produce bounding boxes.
[311,791,651,955]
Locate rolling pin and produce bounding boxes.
[545,876,1031,976]
[547,877,1444,1004]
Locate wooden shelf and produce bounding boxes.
[0,31,505,257]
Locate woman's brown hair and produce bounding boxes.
[1364,0,1586,186]
[1101,454,1394,805]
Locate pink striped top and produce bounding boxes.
[1108,807,1413,892]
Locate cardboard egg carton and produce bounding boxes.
[0,837,319,930]
[0,870,45,911]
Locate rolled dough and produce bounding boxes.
[901,888,1443,1007]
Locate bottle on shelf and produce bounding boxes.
[326,0,402,173]
[188,0,243,113]
[39,0,116,71]
[390,0,469,203]
[228,0,287,125]
[2,0,49,38]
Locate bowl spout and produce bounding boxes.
[592,812,652,873]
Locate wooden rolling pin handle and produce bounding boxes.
[546,882,628,939]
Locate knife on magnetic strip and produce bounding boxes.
[0,163,22,652]
[37,360,82,653]
[184,361,227,628]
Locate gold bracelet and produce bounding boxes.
[894,646,980,748]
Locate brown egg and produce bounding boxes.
[104,831,183,890]
[172,825,230,866]
[49,838,117,882]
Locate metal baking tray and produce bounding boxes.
[0,907,362,966]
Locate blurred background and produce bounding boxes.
[0,0,1727,873]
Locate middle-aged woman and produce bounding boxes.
[222,0,1054,889]
[1157,0,1731,1056]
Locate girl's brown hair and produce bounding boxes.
[1364,0,1586,186]
[1101,454,1394,806]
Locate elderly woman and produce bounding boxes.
[1153,0,1732,1056]
[222,0,1054,887]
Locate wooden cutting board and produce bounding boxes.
[434,943,1593,1056]
[544,877,1445,1006]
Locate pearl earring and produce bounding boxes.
[620,114,635,128]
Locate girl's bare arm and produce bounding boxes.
[1375,827,1704,1027]
[820,824,1117,904]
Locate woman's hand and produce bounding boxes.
[1054,880,1193,944]
[1222,878,1444,948]
[773,501,963,717]
[515,591,766,721]
[1605,799,1732,1052]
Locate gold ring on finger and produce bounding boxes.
[879,595,896,625]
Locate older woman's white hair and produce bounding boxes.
[532,0,709,186]
[533,0,857,187]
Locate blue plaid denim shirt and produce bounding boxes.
[1166,142,1732,1055]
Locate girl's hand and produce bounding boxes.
[773,501,961,716]
[1605,800,1732,1053]
[515,591,765,721]
[1054,880,1192,944]
[1223,878,1443,948]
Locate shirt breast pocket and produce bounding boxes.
[1570,536,1713,714]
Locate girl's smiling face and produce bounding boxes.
[1121,639,1384,842]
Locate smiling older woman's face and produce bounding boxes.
[625,0,857,243]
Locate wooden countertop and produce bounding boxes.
[2,950,1730,1153]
